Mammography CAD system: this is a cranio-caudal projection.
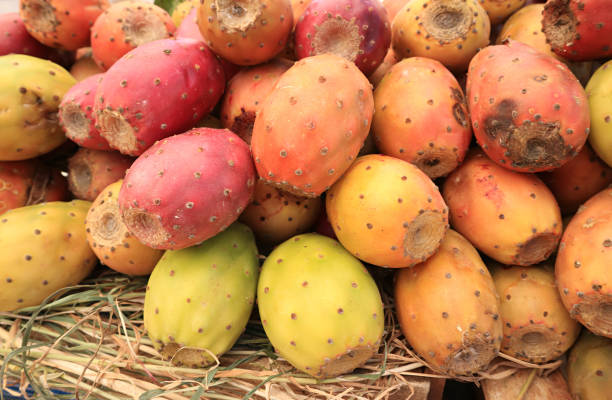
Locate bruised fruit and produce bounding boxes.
[479,0,525,25]
[482,369,572,400]
[0,12,55,58]
[586,60,612,168]
[567,331,612,400]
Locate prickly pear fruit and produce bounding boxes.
[19,0,108,51]
[251,54,374,197]
[543,0,612,61]
[391,0,491,72]
[0,54,76,161]
[291,0,312,25]
[118,128,255,250]
[86,180,162,275]
[567,331,612,400]
[490,262,581,363]
[294,0,391,76]
[91,1,176,70]
[0,200,96,311]
[171,0,199,26]
[467,40,590,172]
[0,13,55,58]
[555,187,612,338]
[382,0,409,22]
[586,60,612,167]
[368,48,399,87]
[70,48,105,81]
[395,230,502,376]
[94,38,225,156]
[479,0,525,25]
[443,150,562,266]
[197,0,293,66]
[144,222,259,367]
[372,57,471,179]
[59,74,112,151]
[67,148,133,201]
[258,233,384,378]
[482,369,572,400]
[539,144,612,215]
[326,154,448,268]
[220,59,292,144]
[239,180,322,247]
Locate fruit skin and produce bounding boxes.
[443,150,562,266]
[0,12,55,58]
[19,0,108,51]
[59,73,112,151]
[258,233,384,379]
[0,200,96,311]
[372,57,472,179]
[478,0,525,25]
[0,54,76,161]
[197,0,293,66]
[555,187,612,338]
[294,0,391,76]
[391,0,490,72]
[70,49,105,81]
[327,154,448,268]
[171,0,199,26]
[291,0,312,25]
[144,222,259,367]
[490,262,581,363]
[220,59,292,144]
[94,38,225,156]
[567,331,612,400]
[395,230,502,376]
[91,1,176,70]
[482,369,572,400]
[86,180,163,276]
[542,0,612,61]
[67,148,133,201]
[586,60,612,168]
[368,48,399,87]
[118,128,256,250]
[251,54,374,197]
[382,0,409,22]
[466,40,590,172]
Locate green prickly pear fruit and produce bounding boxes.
[567,331,612,400]
[257,233,384,379]
[0,200,96,311]
[144,223,259,368]
[0,54,76,161]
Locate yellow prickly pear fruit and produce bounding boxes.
[0,200,96,311]
[567,331,612,400]
[171,0,199,26]
[478,0,525,25]
[586,60,612,168]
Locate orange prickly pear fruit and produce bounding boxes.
[291,0,312,26]
[368,48,399,87]
[478,0,525,25]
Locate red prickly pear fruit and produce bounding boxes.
[372,57,472,179]
[555,187,612,338]
[59,74,112,151]
[368,48,399,87]
[395,230,503,376]
[90,1,176,71]
[539,144,612,215]
[197,0,293,66]
[294,0,391,76]
[391,0,491,72]
[382,0,410,22]
[118,128,256,250]
[567,331,612,400]
[94,38,225,156]
[251,54,374,197]
[479,0,525,25]
[443,150,562,266]
[69,48,105,81]
[67,148,133,201]
[467,40,590,172]
[220,59,293,144]
[482,369,573,400]
[19,0,108,51]
[0,13,55,58]
[543,0,612,61]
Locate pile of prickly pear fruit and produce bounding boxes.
[1,0,612,397]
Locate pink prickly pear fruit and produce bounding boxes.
[326,154,449,268]
[543,0,612,61]
[239,180,322,247]
[171,0,199,26]
[466,40,590,172]
[70,49,105,81]
[0,13,55,58]
[94,38,225,156]
[67,148,133,201]
[395,230,502,376]
[294,0,391,76]
[291,0,312,25]
[443,150,562,266]
[382,0,410,22]
[372,57,471,179]
[118,128,256,250]
[59,74,112,151]
[555,187,612,338]
[368,48,399,87]
[197,0,293,66]
[19,0,108,51]
[490,262,581,363]
[482,369,573,400]
[391,0,491,72]
[567,331,612,400]
[90,1,176,70]
[478,0,525,25]
[220,59,292,144]
[539,144,612,215]
[251,54,374,197]
[86,180,163,275]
